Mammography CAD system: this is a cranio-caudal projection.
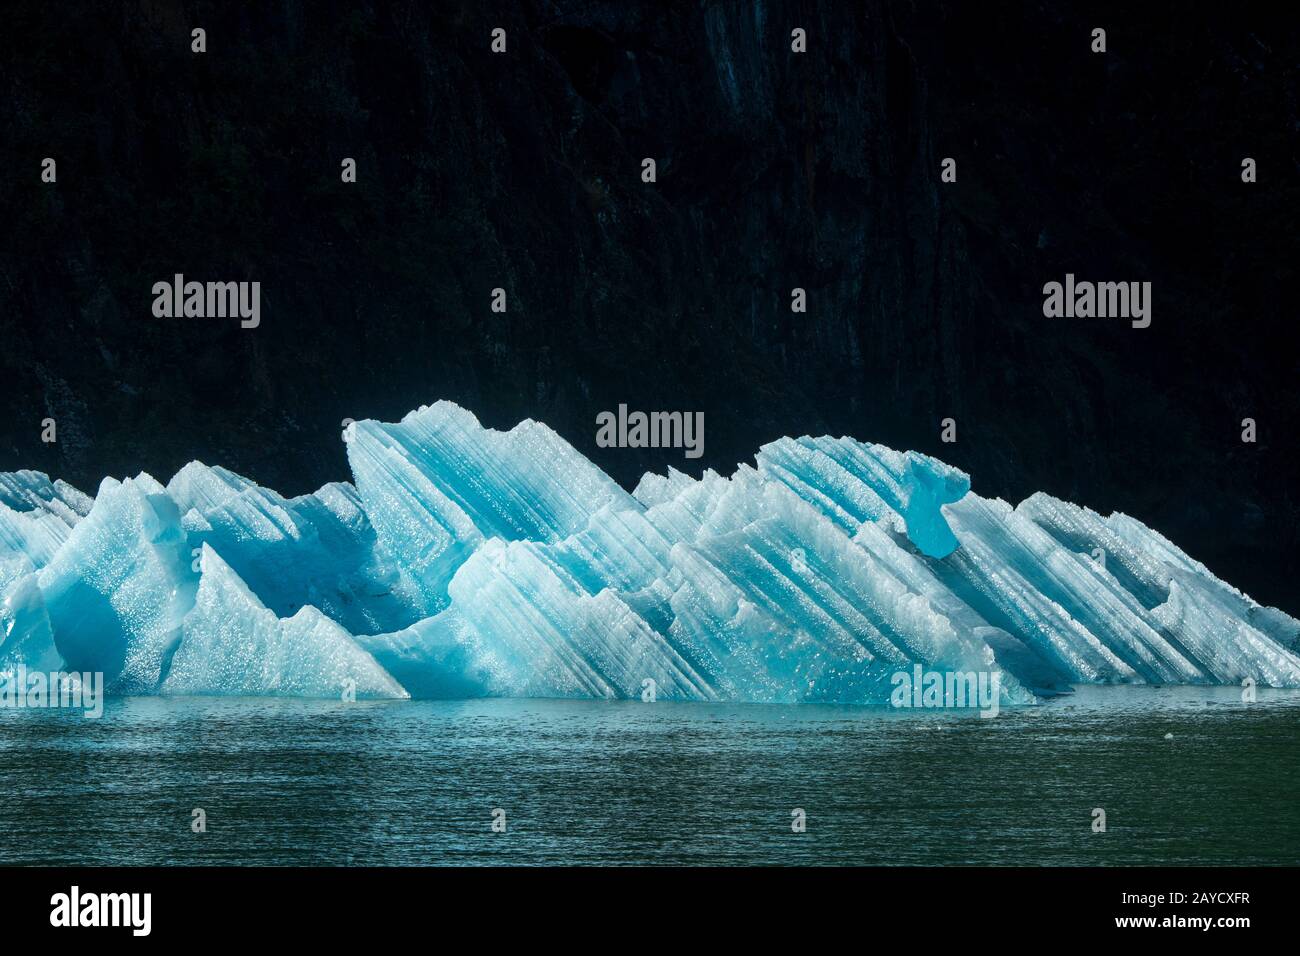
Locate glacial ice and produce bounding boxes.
[0,470,92,570]
[36,475,198,694]
[167,462,416,635]
[3,399,1297,704]
[0,555,61,671]
[161,546,407,699]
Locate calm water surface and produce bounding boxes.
[1,686,1297,865]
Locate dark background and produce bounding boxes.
[1,2,1296,613]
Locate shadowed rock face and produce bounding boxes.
[1,2,1296,613]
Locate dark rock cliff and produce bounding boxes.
[1,2,1296,612]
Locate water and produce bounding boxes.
[1,686,1297,865]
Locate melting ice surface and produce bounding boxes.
[2,402,1298,705]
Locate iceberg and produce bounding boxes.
[3,399,1296,704]
[0,470,92,570]
[36,475,198,694]
[167,462,418,635]
[0,555,61,671]
[161,546,407,700]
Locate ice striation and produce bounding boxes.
[2,400,1297,704]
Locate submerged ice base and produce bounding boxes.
[2,401,1297,705]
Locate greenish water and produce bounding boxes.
[1,686,1297,865]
